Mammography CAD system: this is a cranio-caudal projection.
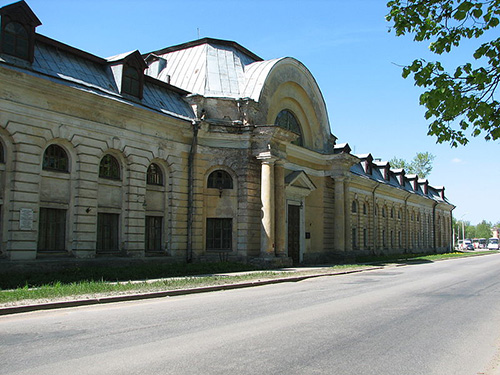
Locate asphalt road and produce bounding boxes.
[2,254,500,375]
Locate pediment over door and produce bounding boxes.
[285,170,316,199]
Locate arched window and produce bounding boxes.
[122,65,141,97]
[382,207,386,218]
[43,144,68,172]
[274,109,303,146]
[351,200,357,213]
[208,170,233,189]
[0,142,4,163]
[99,154,120,180]
[147,163,163,186]
[2,21,29,60]
[363,202,367,215]
[391,207,394,219]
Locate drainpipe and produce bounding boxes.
[450,210,454,253]
[187,117,201,262]
[432,201,438,253]
[371,184,380,255]
[403,193,411,253]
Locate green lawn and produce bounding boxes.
[1,251,496,305]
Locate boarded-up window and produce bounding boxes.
[206,218,232,251]
[97,213,119,253]
[38,208,66,251]
[145,216,162,252]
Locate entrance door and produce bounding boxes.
[287,204,301,265]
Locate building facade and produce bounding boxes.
[0,1,454,265]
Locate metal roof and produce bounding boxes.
[1,34,195,122]
[350,159,451,204]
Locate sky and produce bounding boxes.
[1,0,498,226]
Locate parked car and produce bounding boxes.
[487,238,499,250]
[460,239,474,250]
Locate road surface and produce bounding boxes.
[2,254,500,374]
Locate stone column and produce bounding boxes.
[274,161,286,257]
[333,177,346,252]
[260,159,275,258]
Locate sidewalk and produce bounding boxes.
[0,265,384,316]
[2,251,496,316]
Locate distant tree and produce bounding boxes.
[386,0,500,147]
[390,152,436,178]
[465,222,477,238]
[476,220,493,238]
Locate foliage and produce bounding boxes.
[356,250,492,264]
[0,266,373,304]
[386,0,500,146]
[476,219,493,237]
[390,151,436,177]
[0,262,264,290]
[455,219,493,238]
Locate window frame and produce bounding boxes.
[207,170,233,190]
[122,64,142,98]
[1,21,29,60]
[147,163,163,186]
[96,213,120,253]
[99,154,121,180]
[206,218,233,251]
[145,215,163,252]
[42,144,69,172]
[274,109,304,146]
[0,141,4,164]
[38,208,66,252]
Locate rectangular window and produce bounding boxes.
[145,216,162,252]
[38,208,66,251]
[206,218,232,251]
[97,213,119,253]
[363,228,367,248]
[352,227,357,250]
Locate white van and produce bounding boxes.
[487,238,499,250]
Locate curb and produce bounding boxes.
[0,267,383,316]
[2,252,496,316]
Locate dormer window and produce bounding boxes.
[107,50,147,99]
[2,21,28,59]
[0,1,41,62]
[365,162,372,175]
[122,65,141,97]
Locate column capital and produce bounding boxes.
[256,151,278,163]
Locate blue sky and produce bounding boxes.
[2,0,498,226]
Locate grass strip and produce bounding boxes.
[1,251,497,305]
[0,266,371,305]
[355,251,496,264]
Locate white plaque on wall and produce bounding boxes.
[19,208,33,230]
